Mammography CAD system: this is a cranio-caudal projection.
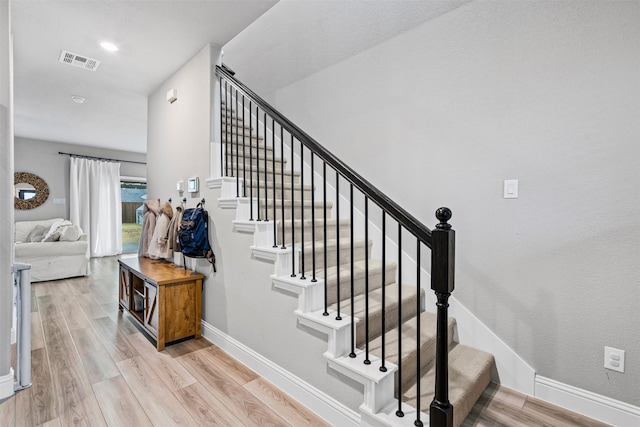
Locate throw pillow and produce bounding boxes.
[26,225,48,243]
[59,225,80,242]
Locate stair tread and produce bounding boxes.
[368,310,455,364]
[403,342,494,426]
[321,258,393,283]
[332,282,421,319]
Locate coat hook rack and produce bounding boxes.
[200,198,205,205]
[182,197,187,204]
[168,198,172,204]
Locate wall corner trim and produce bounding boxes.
[0,368,15,400]
[200,320,360,427]
[535,375,640,426]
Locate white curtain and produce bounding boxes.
[70,157,122,257]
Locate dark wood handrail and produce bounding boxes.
[216,65,433,248]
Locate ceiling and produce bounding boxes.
[10,0,470,155]
[10,0,278,153]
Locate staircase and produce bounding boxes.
[215,66,494,427]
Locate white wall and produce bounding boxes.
[224,0,640,407]
[14,137,146,222]
[0,0,13,396]
[147,43,364,413]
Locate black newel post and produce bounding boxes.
[430,207,455,427]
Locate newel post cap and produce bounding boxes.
[435,207,452,230]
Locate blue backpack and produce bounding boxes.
[178,203,216,271]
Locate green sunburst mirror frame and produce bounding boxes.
[14,172,50,210]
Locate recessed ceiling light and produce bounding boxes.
[71,95,86,104]
[100,41,119,52]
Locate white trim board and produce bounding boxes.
[200,320,360,427]
[0,368,14,400]
[535,375,640,427]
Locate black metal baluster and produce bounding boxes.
[290,135,296,277]
[364,196,370,365]
[272,119,277,247]
[415,239,422,427]
[380,211,387,372]
[300,140,306,280]
[349,184,355,358]
[227,81,231,177]
[255,105,260,221]
[396,223,404,418]
[220,77,224,177]
[235,88,239,195]
[311,152,317,283]
[323,162,328,316]
[249,100,254,220]
[280,127,286,249]
[335,172,341,321]
[263,112,268,221]
[242,95,246,197]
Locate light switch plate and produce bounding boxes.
[504,179,518,199]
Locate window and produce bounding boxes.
[121,180,147,253]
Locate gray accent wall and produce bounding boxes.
[223,1,640,406]
[14,137,146,222]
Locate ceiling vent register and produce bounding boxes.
[58,50,100,71]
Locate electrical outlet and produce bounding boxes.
[604,346,625,373]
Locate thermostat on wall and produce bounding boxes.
[187,177,199,193]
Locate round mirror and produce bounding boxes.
[15,183,36,200]
[14,172,49,210]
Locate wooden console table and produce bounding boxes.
[118,257,204,351]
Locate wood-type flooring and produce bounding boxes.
[0,256,612,426]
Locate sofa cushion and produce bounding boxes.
[26,225,48,242]
[15,240,88,257]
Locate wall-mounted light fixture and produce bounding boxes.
[167,88,178,104]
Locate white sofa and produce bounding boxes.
[14,218,90,282]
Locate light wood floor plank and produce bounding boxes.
[116,356,197,425]
[173,381,243,426]
[203,345,259,386]
[125,332,197,392]
[39,297,107,427]
[523,397,612,427]
[70,328,121,385]
[178,349,288,426]
[36,418,61,427]
[31,311,45,350]
[75,294,109,320]
[57,295,91,331]
[33,282,52,297]
[92,375,152,427]
[244,377,332,427]
[0,395,16,427]
[16,387,33,427]
[28,347,57,425]
[88,316,139,363]
[162,335,213,358]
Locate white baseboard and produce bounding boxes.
[0,368,14,400]
[200,320,360,427]
[535,375,640,426]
